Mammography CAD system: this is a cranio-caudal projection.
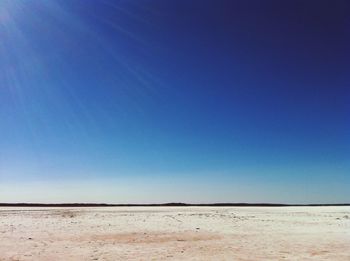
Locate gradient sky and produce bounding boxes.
[0,0,349,203]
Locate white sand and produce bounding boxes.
[0,206,349,260]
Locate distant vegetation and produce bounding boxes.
[0,203,349,207]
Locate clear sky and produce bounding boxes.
[0,0,349,204]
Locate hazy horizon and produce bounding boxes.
[1,0,349,204]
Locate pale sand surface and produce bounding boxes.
[0,206,349,260]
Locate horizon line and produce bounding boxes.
[1,203,349,207]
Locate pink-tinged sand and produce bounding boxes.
[0,206,349,260]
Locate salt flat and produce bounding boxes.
[0,206,349,260]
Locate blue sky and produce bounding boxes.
[0,0,349,203]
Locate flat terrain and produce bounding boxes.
[0,206,349,260]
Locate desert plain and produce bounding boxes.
[0,206,349,260]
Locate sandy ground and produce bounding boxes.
[0,206,349,260]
